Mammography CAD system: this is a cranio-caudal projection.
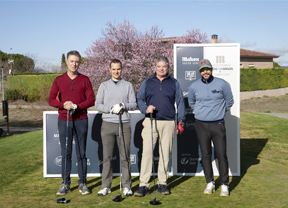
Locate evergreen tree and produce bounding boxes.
[61,53,67,72]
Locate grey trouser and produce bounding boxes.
[139,118,175,187]
[101,121,132,189]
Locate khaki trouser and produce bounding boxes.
[139,118,175,187]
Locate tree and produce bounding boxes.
[61,53,67,72]
[79,20,208,92]
[0,51,34,76]
[0,50,35,74]
[13,54,35,73]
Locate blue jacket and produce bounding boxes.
[188,76,234,122]
[137,73,186,121]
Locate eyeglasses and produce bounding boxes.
[199,67,211,72]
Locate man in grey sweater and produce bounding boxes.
[188,59,233,197]
[95,59,137,196]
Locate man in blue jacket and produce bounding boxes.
[134,56,186,197]
[188,59,234,197]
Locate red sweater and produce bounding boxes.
[48,72,95,121]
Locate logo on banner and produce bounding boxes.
[216,56,225,63]
[182,57,199,65]
[185,71,196,81]
[54,130,59,139]
[76,158,91,166]
[181,157,200,165]
[182,57,199,62]
[130,154,136,164]
[54,156,62,166]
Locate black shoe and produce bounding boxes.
[158,184,170,195]
[134,186,150,197]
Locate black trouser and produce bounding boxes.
[58,118,88,185]
[194,121,229,185]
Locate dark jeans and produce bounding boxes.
[194,121,229,185]
[58,118,88,185]
[101,121,132,189]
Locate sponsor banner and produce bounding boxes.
[173,43,240,176]
[43,111,172,177]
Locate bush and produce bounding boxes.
[240,68,288,91]
[5,89,28,101]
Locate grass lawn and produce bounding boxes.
[0,112,287,207]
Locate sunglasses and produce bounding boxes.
[199,67,211,72]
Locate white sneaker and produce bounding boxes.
[123,188,133,196]
[220,185,229,197]
[204,181,215,194]
[98,188,111,196]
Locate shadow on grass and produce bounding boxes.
[228,138,268,193]
[130,175,192,195]
[87,177,102,193]
[167,175,192,192]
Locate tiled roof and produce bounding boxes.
[240,49,279,58]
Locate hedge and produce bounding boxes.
[6,74,61,102]
[240,68,288,91]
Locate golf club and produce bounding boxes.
[57,110,70,204]
[149,113,161,205]
[112,114,123,202]
[74,112,89,195]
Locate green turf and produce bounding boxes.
[0,112,287,207]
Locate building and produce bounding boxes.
[211,34,280,69]
[239,48,279,68]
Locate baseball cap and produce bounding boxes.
[198,59,212,70]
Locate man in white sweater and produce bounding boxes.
[95,59,137,196]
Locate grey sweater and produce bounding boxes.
[188,76,234,122]
[95,78,137,123]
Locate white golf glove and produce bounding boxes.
[110,103,125,115]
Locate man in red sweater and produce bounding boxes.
[48,50,95,196]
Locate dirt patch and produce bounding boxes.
[240,95,288,113]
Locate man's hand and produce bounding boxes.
[175,121,185,135]
[110,103,125,115]
[146,105,156,114]
[64,101,77,115]
[64,101,75,110]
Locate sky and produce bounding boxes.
[1,0,288,69]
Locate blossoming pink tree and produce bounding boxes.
[79,20,209,92]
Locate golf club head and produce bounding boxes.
[150,199,161,205]
[112,195,122,202]
[57,197,67,204]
